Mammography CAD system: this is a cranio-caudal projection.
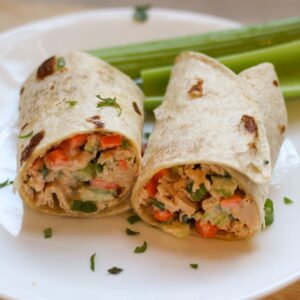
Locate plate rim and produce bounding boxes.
[0,7,298,300]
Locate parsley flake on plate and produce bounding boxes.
[190,263,198,269]
[90,253,96,271]
[108,267,123,275]
[134,241,147,253]
[43,227,52,239]
[127,214,141,224]
[0,179,13,188]
[284,196,293,204]
[126,228,140,236]
[133,5,150,22]
[264,198,274,226]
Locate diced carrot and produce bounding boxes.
[59,134,88,157]
[90,178,118,190]
[145,180,157,197]
[118,159,128,171]
[99,135,122,149]
[31,158,43,171]
[220,195,242,209]
[152,169,168,182]
[45,150,69,170]
[154,210,174,222]
[195,221,218,239]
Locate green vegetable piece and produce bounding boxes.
[73,163,96,181]
[41,165,48,179]
[95,163,103,173]
[190,263,198,269]
[187,182,207,202]
[0,179,13,188]
[43,227,52,239]
[150,198,165,211]
[126,228,140,236]
[122,139,130,148]
[284,196,293,205]
[66,100,77,107]
[211,176,237,198]
[56,57,65,69]
[127,214,141,224]
[96,95,121,116]
[108,267,123,275]
[70,200,97,213]
[18,131,33,139]
[264,198,274,226]
[134,241,147,253]
[90,253,96,271]
[133,5,150,22]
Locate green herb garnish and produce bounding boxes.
[122,139,130,148]
[66,100,77,107]
[126,228,140,236]
[144,132,151,139]
[0,179,13,188]
[95,163,103,173]
[43,227,52,239]
[264,198,274,226]
[133,5,150,22]
[96,95,121,116]
[216,188,232,198]
[284,196,293,205]
[90,253,96,271]
[41,165,48,179]
[70,200,97,213]
[190,263,198,269]
[108,267,123,275]
[134,241,147,253]
[187,182,207,202]
[127,214,141,224]
[150,198,165,211]
[57,57,66,69]
[18,131,33,139]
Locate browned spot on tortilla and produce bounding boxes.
[37,56,56,80]
[21,123,28,130]
[248,142,257,150]
[241,115,258,136]
[133,102,142,116]
[86,115,104,128]
[20,131,45,164]
[20,86,25,95]
[50,84,55,90]
[278,124,286,135]
[188,79,203,98]
[273,80,279,87]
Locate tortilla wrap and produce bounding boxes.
[131,52,287,239]
[16,51,144,217]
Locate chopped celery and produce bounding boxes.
[73,163,96,181]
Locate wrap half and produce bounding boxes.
[131,52,287,239]
[16,51,144,217]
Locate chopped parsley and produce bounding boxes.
[127,214,141,224]
[96,95,121,116]
[66,100,77,107]
[150,198,165,211]
[18,131,33,139]
[41,165,48,179]
[108,267,123,275]
[70,200,97,213]
[144,132,151,139]
[190,263,198,269]
[122,139,130,148]
[187,182,207,202]
[95,163,103,173]
[0,179,13,188]
[264,198,274,226]
[90,253,96,271]
[134,241,147,253]
[133,5,150,22]
[43,227,52,239]
[284,197,293,205]
[126,228,140,236]
[56,57,66,69]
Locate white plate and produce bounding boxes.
[0,8,299,300]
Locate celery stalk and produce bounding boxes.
[142,39,300,110]
[87,17,300,78]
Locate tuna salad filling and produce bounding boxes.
[24,133,138,214]
[140,164,260,238]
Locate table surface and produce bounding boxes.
[0,0,299,299]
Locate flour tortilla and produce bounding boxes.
[131,52,286,239]
[16,51,144,217]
